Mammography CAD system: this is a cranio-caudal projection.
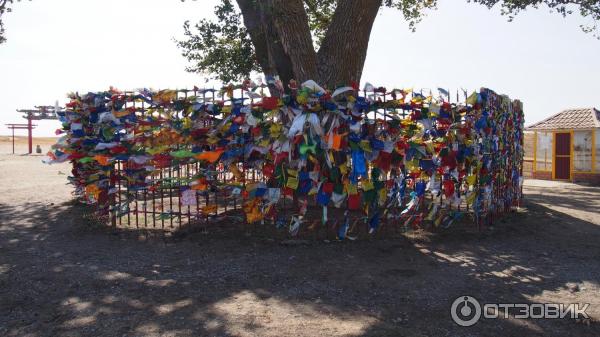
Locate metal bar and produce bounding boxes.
[169,167,174,228]
[117,161,122,227]
[133,96,139,229]
[160,169,165,229]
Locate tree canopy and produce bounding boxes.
[1,0,598,88]
[177,0,600,88]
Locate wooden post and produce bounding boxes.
[27,117,33,154]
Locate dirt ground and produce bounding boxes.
[1,137,599,337]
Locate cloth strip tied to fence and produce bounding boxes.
[45,80,524,238]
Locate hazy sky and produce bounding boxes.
[1,0,599,137]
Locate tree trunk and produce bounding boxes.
[270,0,318,82]
[237,0,317,93]
[238,0,381,91]
[236,0,274,75]
[317,0,382,88]
[258,4,296,94]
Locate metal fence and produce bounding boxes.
[51,84,524,239]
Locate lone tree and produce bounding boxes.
[177,0,600,89]
[2,0,598,86]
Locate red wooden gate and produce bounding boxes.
[554,132,571,180]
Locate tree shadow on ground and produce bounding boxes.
[525,185,600,211]
[0,192,599,337]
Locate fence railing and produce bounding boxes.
[46,81,525,239]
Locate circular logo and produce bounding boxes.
[451,296,482,327]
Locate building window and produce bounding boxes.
[535,131,552,171]
[573,131,593,172]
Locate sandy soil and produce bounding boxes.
[1,138,599,337]
[0,135,59,156]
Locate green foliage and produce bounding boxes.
[304,0,337,46]
[176,0,259,83]
[384,0,438,31]
[469,0,600,37]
